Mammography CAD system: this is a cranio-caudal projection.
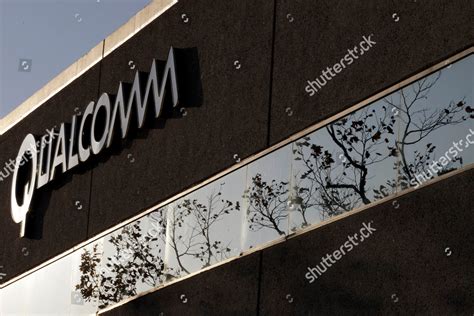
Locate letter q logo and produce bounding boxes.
[11,134,38,237]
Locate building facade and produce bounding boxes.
[0,0,473,315]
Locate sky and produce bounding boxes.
[0,0,151,118]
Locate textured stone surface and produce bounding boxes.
[103,253,261,316]
[258,169,474,315]
[269,0,474,144]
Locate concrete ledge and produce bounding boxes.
[104,0,176,57]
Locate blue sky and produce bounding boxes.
[0,0,151,118]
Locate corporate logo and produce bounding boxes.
[11,47,180,237]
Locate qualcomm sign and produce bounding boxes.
[11,47,180,237]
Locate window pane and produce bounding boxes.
[165,168,245,277]
[243,144,292,250]
[394,55,473,189]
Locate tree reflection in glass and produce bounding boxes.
[72,54,472,310]
[293,102,399,224]
[387,59,473,189]
[75,210,167,309]
[165,182,241,276]
[242,144,292,250]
